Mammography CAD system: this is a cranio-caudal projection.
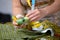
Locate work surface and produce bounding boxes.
[0,23,60,40]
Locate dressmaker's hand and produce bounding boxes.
[26,9,48,21]
[13,21,25,28]
[12,15,25,29]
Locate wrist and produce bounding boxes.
[39,8,49,16]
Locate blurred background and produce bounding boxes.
[0,0,12,23]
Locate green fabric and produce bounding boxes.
[0,23,60,40]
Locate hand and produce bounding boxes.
[13,21,25,29]
[26,9,48,21]
[12,14,25,29]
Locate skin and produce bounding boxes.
[13,0,25,28]
[26,0,60,21]
[13,0,25,16]
[13,0,60,28]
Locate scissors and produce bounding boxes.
[27,0,35,10]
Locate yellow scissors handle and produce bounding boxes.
[26,0,31,7]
